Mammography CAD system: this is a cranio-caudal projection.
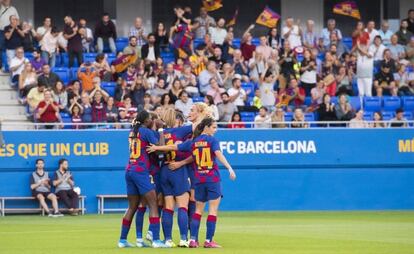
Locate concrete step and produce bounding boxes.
[1,114,28,121]
[0,92,15,100]
[2,121,35,130]
[0,99,19,106]
[0,105,26,115]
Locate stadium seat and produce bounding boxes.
[115,37,129,52]
[251,38,260,46]
[402,96,414,112]
[246,97,254,106]
[241,82,255,96]
[101,82,116,97]
[363,112,374,120]
[382,111,395,120]
[349,96,361,110]
[342,37,353,50]
[193,38,204,49]
[70,67,79,81]
[304,113,315,122]
[83,53,97,63]
[403,112,413,120]
[363,97,382,112]
[330,96,338,104]
[24,52,34,61]
[160,52,174,58]
[106,53,116,64]
[304,97,312,106]
[284,112,293,121]
[192,96,205,103]
[52,67,70,84]
[240,112,255,122]
[232,38,241,48]
[383,96,401,112]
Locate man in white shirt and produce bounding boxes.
[378,20,393,47]
[254,106,271,128]
[198,61,223,95]
[36,17,51,45]
[321,19,342,47]
[365,21,379,45]
[0,0,19,66]
[40,26,59,68]
[282,17,302,49]
[227,77,247,107]
[174,91,193,118]
[208,18,227,46]
[129,17,146,47]
[79,18,93,53]
[9,46,28,83]
[194,7,215,39]
[369,35,386,62]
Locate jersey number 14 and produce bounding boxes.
[193,148,213,170]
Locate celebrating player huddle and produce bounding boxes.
[118,103,236,249]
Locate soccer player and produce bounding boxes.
[118,110,168,248]
[147,117,236,248]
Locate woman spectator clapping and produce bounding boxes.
[52,81,68,112]
[18,62,37,98]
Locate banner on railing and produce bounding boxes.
[0,129,413,170]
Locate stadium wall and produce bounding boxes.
[0,129,413,213]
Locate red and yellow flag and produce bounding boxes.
[333,1,361,20]
[226,8,239,27]
[202,0,222,12]
[255,6,280,28]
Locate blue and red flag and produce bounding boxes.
[256,6,280,28]
[333,1,361,20]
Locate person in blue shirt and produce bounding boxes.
[148,117,236,248]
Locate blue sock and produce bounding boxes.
[190,213,201,241]
[135,207,146,239]
[120,218,131,240]
[206,215,217,242]
[161,209,174,241]
[149,217,160,241]
[188,201,196,228]
[178,207,188,240]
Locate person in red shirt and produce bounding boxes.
[240,24,256,61]
[352,22,370,49]
[227,112,246,129]
[287,79,306,111]
[36,89,60,129]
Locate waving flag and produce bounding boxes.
[256,6,280,28]
[202,0,222,12]
[333,1,361,20]
[226,8,239,27]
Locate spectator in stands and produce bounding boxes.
[105,97,118,123]
[69,102,83,129]
[53,159,79,215]
[270,107,287,128]
[229,49,248,82]
[248,51,266,83]
[67,80,81,105]
[159,93,174,112]
[389,108,408,127]
[179,64,198,96]
[388,34,406,62]
[396,64,414,96]
[209,46,226,69]
[78,62,97,92]
[168,78,183,103]
[322,19,342,47]
[300,49,317,96]
[131,75,149,106]
[36,89,60,129]
[404,9,414,34]
[18,62,37,98]
[93,53,111,82]
[259,68,277,110]
[287,79,305,110]
[381,49,397,74]
[142,93,154,112]
[30,159,62,217]
[321,52,340,96]
[370,36,386,69]
[122,96,137,120]
[36,17,52,44]
[301,20,316,49]
[374,63,397,96]
[21,21,36,52]
[189,45,207,76]
[335,65,353,96]
[282,17,302,49]
[353,24,374,97]
[349,109,369,128]
[154,22,168,51]
[90,89,108,123]
[141,33,159,63]
[162,63,179,88]
[9,46,28,84]
[174,91,193,118]
[254,106,271,128]
[352,21,369,49]
[378,20,393,46]
[114,78,131,104]
[30,49,46,74]
[228,77,248,108]
[129,17,146,48]
[4,15,23,64]
[221,31,236,61]
[218,92,237,123]
[150,78,168,104]
[204,95,219,121]
[198,60,223,95]
[267,27,281,50]
[241,24,256,61]
[0,0,19,67]
[208,18,227,46]
[335,93,354,121]
[40,26,59,68]
[79,18,94,53]
[37,64,61,88]
[123,36,141,58]
[407,37,414,65]
[52,81,68,112]
[310,79,325,108]
[328,32,347,58]
[94,13,116,54]
[279,41,296,87]
[318,94,337,126]
[291,108,309,128]
[80,92,92,124]
[63,15,83,67]
[256,35,272,59]
[365,21,379,45]
[194,7,215,39]
[227,112,245,128]
[395,20,413,46]
[207,77,225,105]
[27,82,46,112]
[371,111,385,128]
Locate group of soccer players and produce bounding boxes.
[118,102,236,248]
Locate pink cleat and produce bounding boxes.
[189,240,199,248]
[204,241,222,248]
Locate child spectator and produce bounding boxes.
[228,112,245,129]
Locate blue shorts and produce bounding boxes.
[161,165,190,197]
[187,166,195,189]
[153,172,163,194]
[194,182,222,202]
[125,170,155,196]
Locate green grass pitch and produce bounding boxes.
[0,211,413,254]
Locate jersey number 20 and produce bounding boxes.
[129,138,141,159]
[193,148,213,170]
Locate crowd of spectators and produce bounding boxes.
[1,0,413,129]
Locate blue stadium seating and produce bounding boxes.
[101,82,116,97]
[192,96,205,103]
[342,37,353,50]
[330,96,338,104]
[349,96,361,110]
[383,96,401,112]
[284,112,293,121]
[404,112,413,120]
[24,52,34,61]
[363,97,382,112]
[240,112,255,122]
[52,67,70,84]
[304,113,316,126]
[304,97,312,106]
[382,111,395,120]
[115,37,129,52]
[363,112,374,120]
[106,53,116,64]
[241,82,255,96]
[232,38,241,48]
[402,96,414,112]
[70,67,79,81]
[251,38,260,46]
[83,53,97,63]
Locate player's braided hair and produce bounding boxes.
[132,110,150,138]
[193,117,215,138]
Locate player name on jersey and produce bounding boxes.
[220,140,317,154]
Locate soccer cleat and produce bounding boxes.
[204,240,222,248]
[54,212,64,217]
[151,240,170,248]
[118,239,134,248]
[145,231,153,242]
[178,239,189,248]
[189,240,199,248]
[164,239,176,248]
[47,213,54,217]
[136,239,150,248]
